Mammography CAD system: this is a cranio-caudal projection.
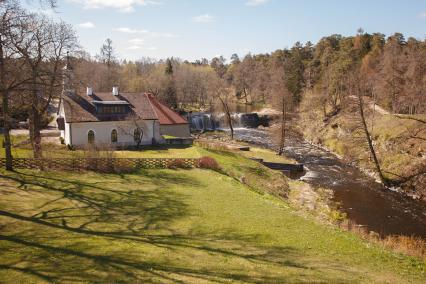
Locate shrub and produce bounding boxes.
[59,137,65,145]
[167,159,188,169]
[197,156,220,171]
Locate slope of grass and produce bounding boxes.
[196,147,290,198]
[0,166,425,283]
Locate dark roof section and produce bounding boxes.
[146,93,188,125]
[62,91,158,123]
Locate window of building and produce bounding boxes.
[134,128,142,143]
[97,105,127,114]
[88,130,95,144]
[111,129,118,143]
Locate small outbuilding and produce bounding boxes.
[146,94,191,138]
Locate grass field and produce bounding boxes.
[0,135,425,282]
[0,166,425,282]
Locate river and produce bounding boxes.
[228,127,426,239]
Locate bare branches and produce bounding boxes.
[1,1,77,159]
[394,115,426,124]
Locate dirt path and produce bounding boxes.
[369,102,390,115]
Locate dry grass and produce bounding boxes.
[339,219,426,260]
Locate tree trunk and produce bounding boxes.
[1,90,13,170]
[227,110,234,140]
[357,93,387,185]
[0,35,13,170]
[29,72,42,159]
[242,87,250,105]
[278,97,286,155]
[220,98,233,140]
[29,107,42,159]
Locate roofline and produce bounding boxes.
[146,93,188,124]
[66,118,159,123]
[160,122,189,125]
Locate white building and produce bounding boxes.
[57,88,166,147]
[56,59,190,148]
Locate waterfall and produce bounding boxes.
[188,112,269,132]
[189,113,217,132]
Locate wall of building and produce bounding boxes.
[59,104,71,145]
[65,120,162,147]
[160,124,190,138]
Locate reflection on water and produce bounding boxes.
[229,127,426,238]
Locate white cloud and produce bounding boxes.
[419,12,426,18]
[246,0,268,6]
[127,45,157,51]
[129,38,145,44]
[150,32,178,38]
[78,22,95,28]
[127,45,142,50]
[114,27,149,34]
[192,14,214,23]
[127,38,158,51]
[115,27,178,38]
[69,0,162,13]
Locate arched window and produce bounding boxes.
[111,129,118,143]
[134,128,142,143]
[88,130,95,144]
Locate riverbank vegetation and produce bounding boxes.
[299,96,426,199]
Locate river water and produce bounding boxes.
[228,127,426,239]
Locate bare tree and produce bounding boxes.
[116,116,148,149]
[9,13,77,158]
[99,38,117,90]
[211,76,234,139]
[0,0,19,170]
[349,71,387,185]
[270,54,294,155]
[0,0,31,170]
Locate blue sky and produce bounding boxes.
[26,0,426,61]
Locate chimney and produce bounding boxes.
[86,87,93,96]
[112,86,119,96]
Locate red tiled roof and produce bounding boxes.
[62,92,158,123]
[146,93,188,125]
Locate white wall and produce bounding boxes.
[67,120,161,147]
[160,124,190,138]
[58,103,71,145]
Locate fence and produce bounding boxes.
[0,158,198,172]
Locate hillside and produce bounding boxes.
[0,149,425,283]
[299,94,426,200]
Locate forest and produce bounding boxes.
[75,29,425,116]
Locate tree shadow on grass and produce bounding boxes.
[0,169,357,283]
[0,232,312,283]
[0,169,196,236]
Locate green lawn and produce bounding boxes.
[0,134,204,159]
[0,166,425,283]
